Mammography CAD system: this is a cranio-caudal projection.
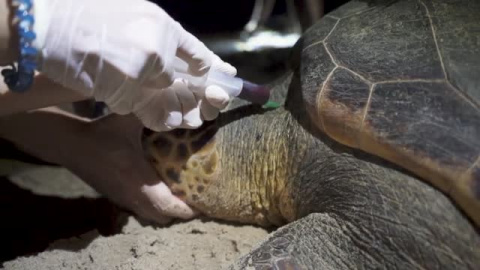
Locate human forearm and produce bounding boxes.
[0,73,89,116]
[0,0,19,64]
[0,107,91,167]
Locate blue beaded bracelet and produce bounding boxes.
[2,0,37,92]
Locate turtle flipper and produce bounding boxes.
[230,211,479,270]
[229,234,308,270]
[228,213,370,270]
[227,218,307,270]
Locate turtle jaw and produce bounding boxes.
[141,122,219,202]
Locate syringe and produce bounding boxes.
[173,57,271,105]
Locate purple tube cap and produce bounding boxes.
[238,80,271,105]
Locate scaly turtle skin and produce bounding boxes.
[142,0,480,268]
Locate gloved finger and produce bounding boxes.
[103,79,143,115]
[211,55,237,77]
[174,22,219,77]
[180,102,202,129]
[133,87,177,132]
[205,85,230,109]
[161,84,183,129]
[143,41,178,90]
[131,200,173,226]
[173,79,203,128]
[141,182,198,220]
[199,97,220,121]
[134,104,169,133]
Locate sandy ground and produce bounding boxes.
[0,161,269,270]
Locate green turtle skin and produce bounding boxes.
[142,0,480,269]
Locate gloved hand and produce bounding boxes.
[134,78,232,131]
[32,0,236,131]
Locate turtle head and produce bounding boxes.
[141,75,304,226]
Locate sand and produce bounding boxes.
[0,161,269,270]
[3,218,268,270]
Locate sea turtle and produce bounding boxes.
[139,0,480,268]
[1,0,479,268]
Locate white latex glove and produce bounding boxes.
[32,0,236,131]
[135,79,231,131]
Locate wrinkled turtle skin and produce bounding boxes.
[142,0,480,269]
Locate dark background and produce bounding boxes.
[152,0,351,34]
